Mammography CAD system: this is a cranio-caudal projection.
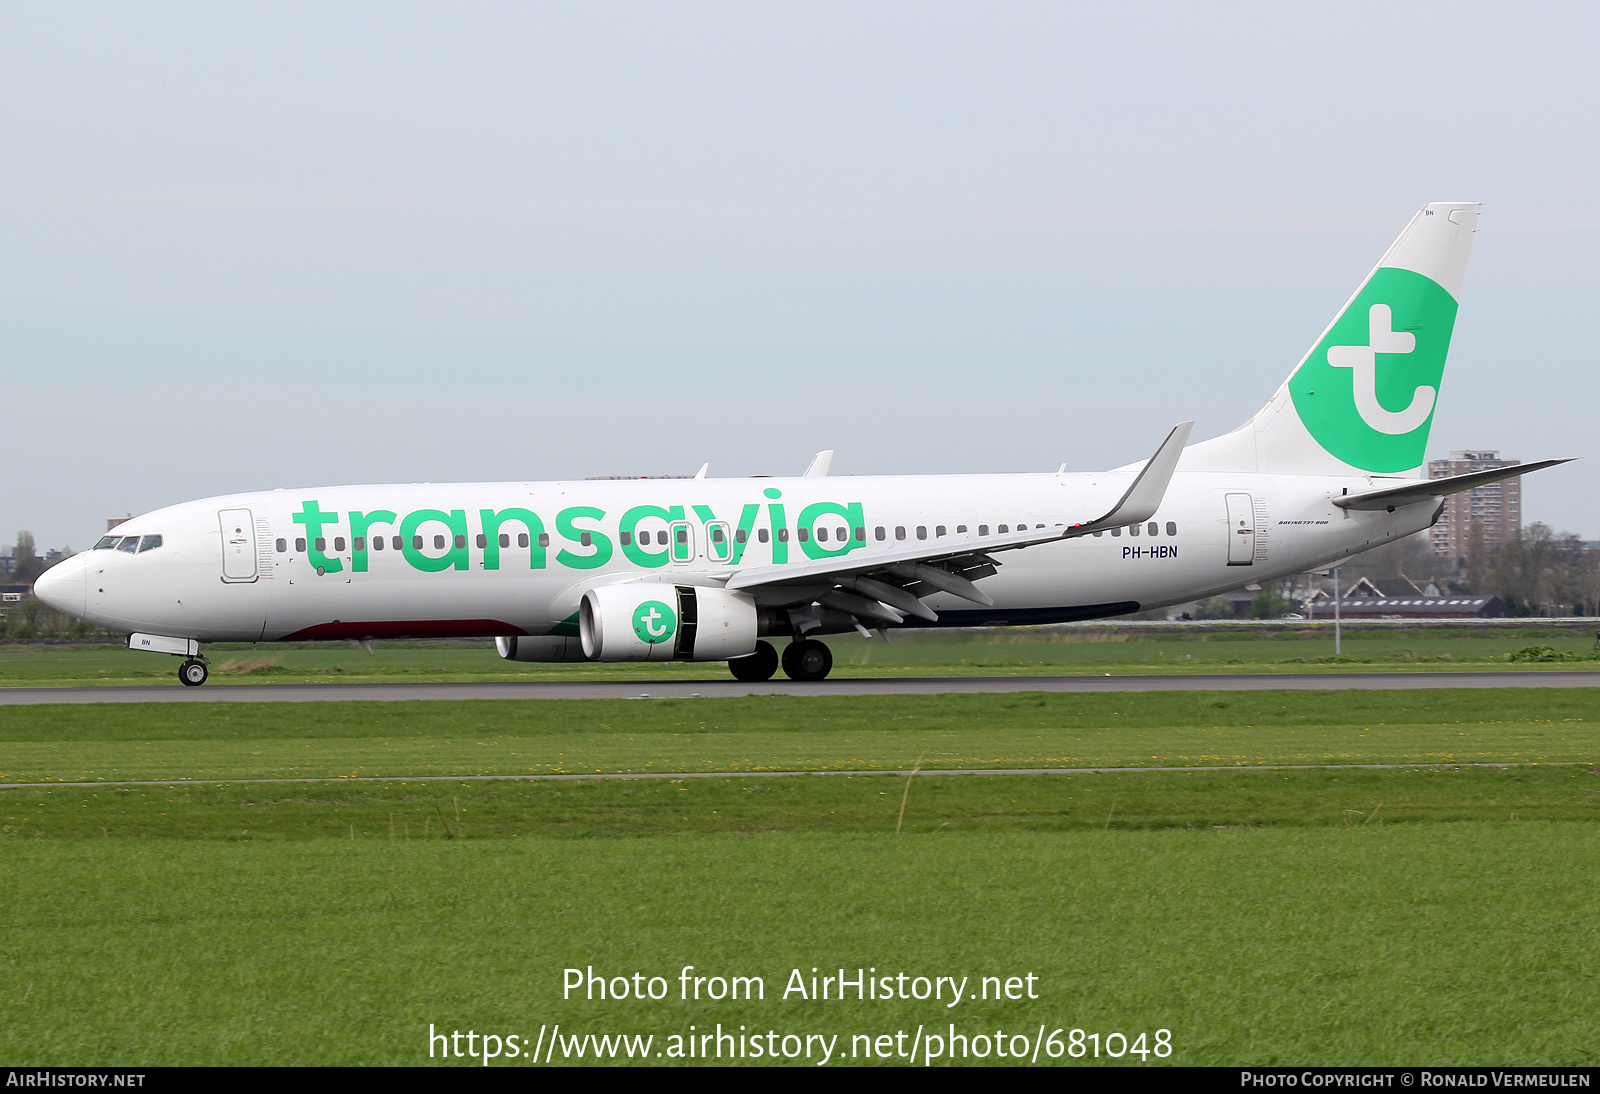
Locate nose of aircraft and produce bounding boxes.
[33,553,88,619]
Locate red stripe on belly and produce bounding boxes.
[279,619,530,640]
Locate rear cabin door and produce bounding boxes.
[219,508,258,581]
[1225,493,1255,565]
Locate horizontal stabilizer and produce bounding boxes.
[1333,459,1571,511]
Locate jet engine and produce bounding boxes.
[579,584,758,662]
[495,635,586,663]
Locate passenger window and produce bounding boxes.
[978,525,988,536]
[373,537,385,551]
[798,528,810,542]
[475,534,486,548]
[275,538,287,553]
[676,529,688,545]
[1110,527,1121,537]
[454,535,466,549]
[580,532,592,547]
[854,527,864,541]
[537,533,549,548]
[392,537,402,551]
[620,531,632,546]
[1129,524,1140,537]
[1166,521,1177,536]
[334,537,346,553]
[998,525,1008,534]
[413,536,424,550]
[711,528,725,544]
[735,528,747,543]
[957,525,967,534]
[1147,522,1158,537]
[517,533,528,548]
[314,538,326,552]
[118,536,139,553]
[353,537,365,552]
[499,533,512,549]
[777,529,789,542]
[433,535,446,550]
[895,526,906,541]
[1093,531,1102,537]
[296,538,307,552]
[936,525,946,537]
[875,527,886,541]
[916,526,927,540]
[836,527,847,541]
[758,529,770,543]
[816,527,828,542]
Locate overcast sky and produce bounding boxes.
[4,1,1598,549]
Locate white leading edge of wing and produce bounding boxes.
[725,422,1194,595]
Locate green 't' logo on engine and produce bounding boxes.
[632,600,677,645]
[1289,266,1459,473]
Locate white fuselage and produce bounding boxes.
[41,470,1433,645]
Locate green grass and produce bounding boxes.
[3,625,1598,686]
[2,824,1597,1065]
[3,687,1598,1065]
[4,765,1596,841]
[0,690,1596,784]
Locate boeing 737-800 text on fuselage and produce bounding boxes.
[34,203,1568,685]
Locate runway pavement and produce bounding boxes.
[2,670,1598,704]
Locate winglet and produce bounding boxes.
[694,463,709,480]
[1073,422,1194,533]
[803,450,834,477]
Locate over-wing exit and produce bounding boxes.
[35,203,1569,685]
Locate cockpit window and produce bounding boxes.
[94,535,122,550]
[138,535,163,553]
[116,537,140,553]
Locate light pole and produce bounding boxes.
[1333,567,1342,657]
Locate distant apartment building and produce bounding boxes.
[1428,450,1521,559]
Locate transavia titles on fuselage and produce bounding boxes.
[35,203,1570,685]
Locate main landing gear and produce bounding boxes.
[728,640,779,682]
[178,659,209,687]
[725,638,835,682]
[780,638,833,682]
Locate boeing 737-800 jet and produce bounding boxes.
[35,202,1568,685]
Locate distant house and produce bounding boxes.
[1332,596,1510,619]
[0,583,31,605]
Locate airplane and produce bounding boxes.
[35,201,1569,686]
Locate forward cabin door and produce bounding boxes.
[1225,493,1255,565]
[219,508,258,582]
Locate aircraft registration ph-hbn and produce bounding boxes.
[35,202,1569,685]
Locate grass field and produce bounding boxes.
[2,623,1598,686]
[2,686,1597,1066]
[1,690,1596,783]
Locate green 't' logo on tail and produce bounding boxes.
[1289,267,1459,473]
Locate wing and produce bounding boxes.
[723,422,1193,625]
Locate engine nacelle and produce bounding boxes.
[579,584,758,662]
[495,635,586,663]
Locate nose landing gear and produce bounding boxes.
[178,659,209,687]
[780,638,833,682]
